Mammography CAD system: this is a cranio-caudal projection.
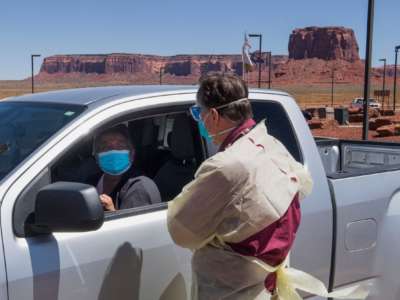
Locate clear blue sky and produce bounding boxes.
[1,0,399,80]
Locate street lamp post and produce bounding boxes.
[267,51,272,89]
[249,34,262,88]
[379,58,386,110]
[31,54,41,93]
[159,67,165,85]
[362,0,375,141]
[393,46,400,111]
[331,64,335,107]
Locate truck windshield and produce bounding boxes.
[0,102,85,182]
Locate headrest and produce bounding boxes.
[170,115,195,161]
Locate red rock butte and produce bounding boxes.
[37,26,385,84]
[288,26,360,62]
[39,53,288,77]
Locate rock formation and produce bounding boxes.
[37,26,371,85]
[288,26,360,62]
[40,55,108,74]
[39,53,283,78]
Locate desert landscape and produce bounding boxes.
[1,26,399,141]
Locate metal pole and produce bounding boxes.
[258,35,262,88]
[31,55,34,93]
[362,0,375,141]
[379,58,386,110]
[331,64,334,107]
[159,67,164,85]
[394,47,400,111]
[31,54,41,94]
[268,52,272,89]
[383,59,386,109]
[249,34,262,88]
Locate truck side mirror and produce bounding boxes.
[30,182,104,234]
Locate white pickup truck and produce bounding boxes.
[0,85,399,299]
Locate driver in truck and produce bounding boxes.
[92,124,161,211]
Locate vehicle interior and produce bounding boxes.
[50,100,303,205]
[51,111,205,203]
[12,99,304,237]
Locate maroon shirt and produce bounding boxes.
[219,119,301,293]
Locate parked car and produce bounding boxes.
[0,85,399,299]
[351,97,381,109]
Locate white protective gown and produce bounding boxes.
[168,121,368,300]
[168,121,312,299]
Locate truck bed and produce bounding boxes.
[315,137,400,178]
[316,137,400,291]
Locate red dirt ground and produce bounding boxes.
[312,124,400,143]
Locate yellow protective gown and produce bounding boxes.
[167,122,367,300]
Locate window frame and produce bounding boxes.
[12,99,207,236]
[12,94,304,235]
[206,98,304,164]
[98,106,206,220]
[251,99,303,163]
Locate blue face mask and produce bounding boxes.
[197,112,236,143]
[98,150,132,176]
[190,98,249,143]
[198,120,212,142]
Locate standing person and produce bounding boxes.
[167,72,313,299]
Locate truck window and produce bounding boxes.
[13,103,206,236]
[0,102,85,182]
[14,109,205,236]
[252,101,302,163]
[51,111,204,211]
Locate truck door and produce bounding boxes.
[2,94,202,300]
[0,222,8,300]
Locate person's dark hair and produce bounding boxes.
[93,124,132,154]
[197,72,253,123]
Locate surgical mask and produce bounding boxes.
[198,113,236,142]
[198,119,212,142]
[98,150,132,176]
[190,98,249,142]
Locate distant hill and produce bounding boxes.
[36,26,387,85]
